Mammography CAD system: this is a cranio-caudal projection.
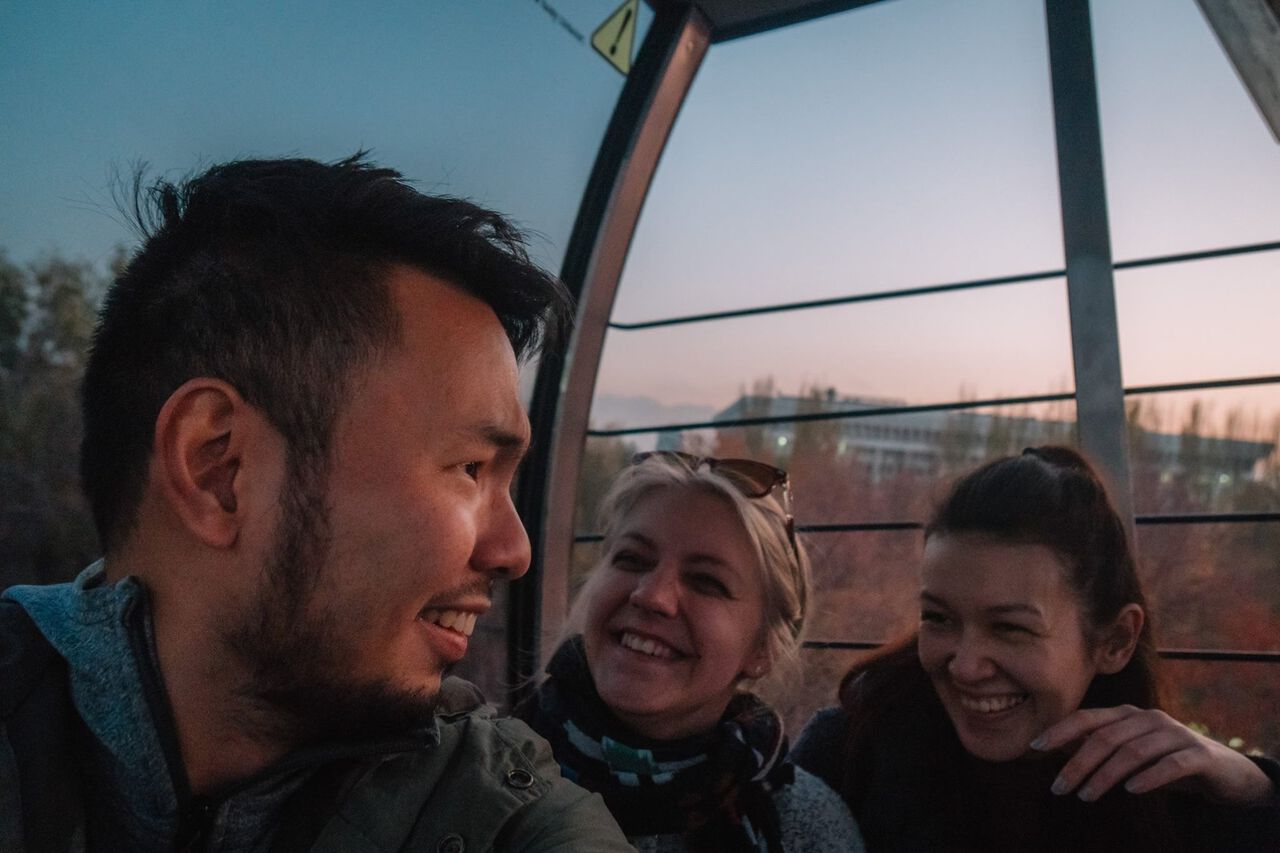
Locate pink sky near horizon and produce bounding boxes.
[589,0,1279,440]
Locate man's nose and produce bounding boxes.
[474,492,532,580]
[629,565,679,617]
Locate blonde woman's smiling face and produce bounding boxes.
[583,485,770,741]
[917,533,1108,762]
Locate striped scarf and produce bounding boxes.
[521,637,793,853]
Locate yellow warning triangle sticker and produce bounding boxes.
[592,0,638,76]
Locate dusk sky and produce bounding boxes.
[2,0,1276,439]
[597,0,1279,437]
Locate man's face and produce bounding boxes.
[229,266,532,740]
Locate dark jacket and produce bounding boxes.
[793,689,1280,853]
[0,579,632,853]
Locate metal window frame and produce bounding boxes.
[511,0,1280,700]
[510,4,711,700]
[1046,0,1134,521]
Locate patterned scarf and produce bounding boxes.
[521,637,794,853]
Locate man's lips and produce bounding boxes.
[419,608,479,637]
[415,599,489,664]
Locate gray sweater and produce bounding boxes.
[629,767,865,853]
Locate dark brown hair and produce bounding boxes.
[920,445,1161,709]
[842,446,1163,722]
[82,154,572,553]
[829,447,1175,848]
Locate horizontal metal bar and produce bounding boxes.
[573,523,923,544]
[1136,512,1280,525]
[787,512,1280,535]
[1123,374,1280,396]
[607,239,1280,332]
[575,512,1279,546]
[802,640,883,651]
[802,641,1280,662]
[1113,239,1280,271]
[587,373,1280,438]
[1158,649,1280,663]
[798,521,924,533]
[587,390,1076,437]
[608,269,1063,331]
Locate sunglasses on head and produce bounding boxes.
[630,451,799,558]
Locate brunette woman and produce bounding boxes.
[793,446,1279,853]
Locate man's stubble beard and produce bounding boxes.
[225,453,439,747]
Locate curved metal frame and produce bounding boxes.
[510,3,711,698]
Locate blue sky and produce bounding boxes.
[2,0,1276,434]
[596,0,1280,427]
[1,0,647,271]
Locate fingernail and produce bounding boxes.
[1078,786,1096,802]
[1051,776,1069,795]
[1124,779,1143,794]
[1029,736,1047,750]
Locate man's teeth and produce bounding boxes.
[959,693,1028,714]
[620,632,677,659]
[421,609,477,637]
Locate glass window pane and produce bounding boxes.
[1162,660,1280,756]
[804,529,922,644]
[580,400,1081,531]
[595,281,1075,429]
[1138,521,1280,652]
[1115,252,1280,388]
[1127,386,1279,514]
[612,0,1063,323]
[1092,0,1280,260]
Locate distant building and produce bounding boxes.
[713,390,1275,487]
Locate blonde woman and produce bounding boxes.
[520,452,863,853]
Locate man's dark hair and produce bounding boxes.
[82,154,572,553]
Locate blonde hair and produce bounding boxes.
[567,454,810,688]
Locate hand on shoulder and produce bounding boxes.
[1031,705,1276,807]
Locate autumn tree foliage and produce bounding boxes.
[609,380,1280,752]
[0,248,119,589]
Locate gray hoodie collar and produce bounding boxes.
[4,561,179,844]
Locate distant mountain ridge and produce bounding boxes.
[589,393,716,430]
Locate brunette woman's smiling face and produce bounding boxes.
[917,533,1109,762]
[583,485,770,740]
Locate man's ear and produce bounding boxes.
[1093,603,1145,675]
[153,378,253,549]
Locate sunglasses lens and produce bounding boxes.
[631,452,786,499]
[630,451,799,559]
[712,459,784,497]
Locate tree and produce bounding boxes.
[0,248,109,587]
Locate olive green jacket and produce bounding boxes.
[1,571,632,852]
[299,709,636,853]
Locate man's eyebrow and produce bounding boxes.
[471,424,529,452]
